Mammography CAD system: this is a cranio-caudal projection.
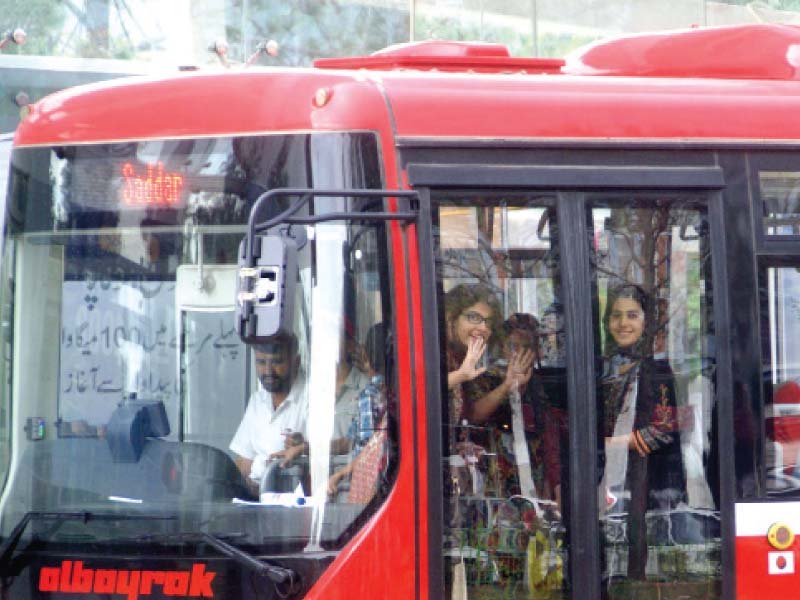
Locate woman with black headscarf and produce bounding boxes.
[599,283,685,582]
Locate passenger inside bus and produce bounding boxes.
[328,321,391,503]
[444,282,496,501]
[482,313,552,500]
[331,318,371,457]
[445,284,534,428]
[443,284,541,506]
[598,283,684,582]
[229,334,308,494]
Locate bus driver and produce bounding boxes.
[229,334,309,490]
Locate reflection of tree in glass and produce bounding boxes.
[437,204,555,302]
[437,227,501,295]
[593,202,710,362]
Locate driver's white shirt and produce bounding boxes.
[229,378,308,462]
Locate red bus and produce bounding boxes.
[3,22,800,600]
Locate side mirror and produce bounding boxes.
[235,235,297,343]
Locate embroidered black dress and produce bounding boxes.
[599,356,685,580]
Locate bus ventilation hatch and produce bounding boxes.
[313,40,565,74]
[563,23,800,80]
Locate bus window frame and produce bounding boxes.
[750,152,800,248]
[0,135,410,557]
[410,155,734,600]
[755,256,800,499]
[748,153,800,500]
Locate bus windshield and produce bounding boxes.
[0,133,396,554]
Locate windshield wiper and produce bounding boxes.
[199,533,299,589]
[0,511,176,592]
[121,531,300,594]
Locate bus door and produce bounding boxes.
[411,162,728,600]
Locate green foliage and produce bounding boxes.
[0,0,143,59]
[0,0,67,55]
[72,36,136,60]
[416,13,534,55]
[415,13,598,58]
[225,0,410,66]
[718,0,800,8]
[537,32,600,58]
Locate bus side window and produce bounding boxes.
[760,266,800,496]
[760,171,800,237]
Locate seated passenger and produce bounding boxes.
[331,319,371,456]
[229,335,307,491]
[328,322,391,502]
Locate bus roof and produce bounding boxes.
[14,23,800,147]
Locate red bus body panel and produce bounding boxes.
[736,503,800,599]
[14,72,800,150]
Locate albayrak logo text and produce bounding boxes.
[39,561,216,599]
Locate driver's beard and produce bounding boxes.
[260,374,291,394]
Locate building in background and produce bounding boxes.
[2,0,800,131]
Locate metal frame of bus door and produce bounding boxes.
[409,162,732,600]
[414,186,445,600]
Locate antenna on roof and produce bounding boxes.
[245,39,279,67]
[209,38,230,68]
[208,38,279,69]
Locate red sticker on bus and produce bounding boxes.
[38,561,215,599]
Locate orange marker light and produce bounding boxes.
[312,87,333,108]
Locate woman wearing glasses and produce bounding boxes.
[442,284,539,597]
[443,283,535,427]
